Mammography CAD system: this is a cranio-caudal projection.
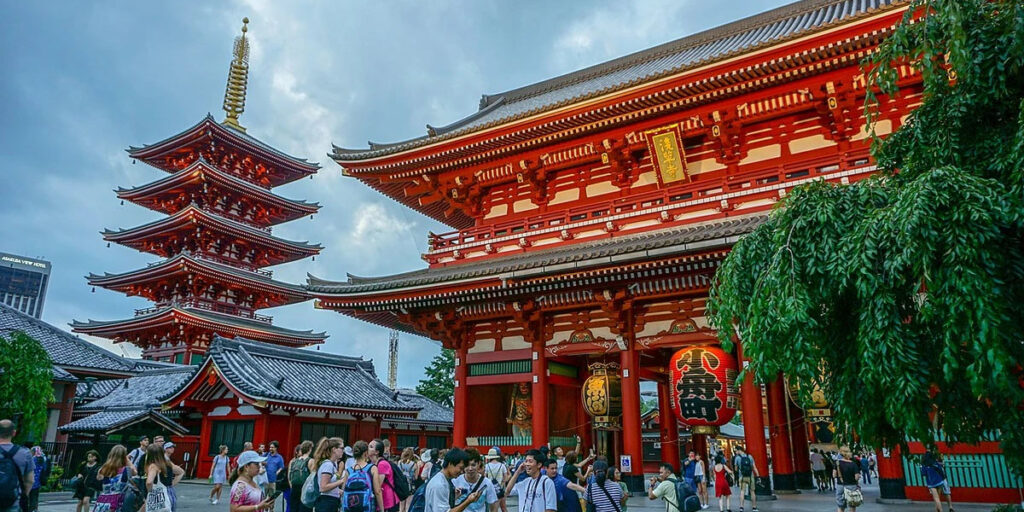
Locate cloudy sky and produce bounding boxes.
[0,0,790,388]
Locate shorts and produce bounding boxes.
[738,476,753,489]
[693,475,704,484]
[928,480,951,496]
[315,495,341,512]
[835,484,858,509]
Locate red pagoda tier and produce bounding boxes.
[74,19,326,364]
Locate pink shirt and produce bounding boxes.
[376,460,399,510]
[230,480,263,507]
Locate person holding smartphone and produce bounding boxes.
[229,451,277,512]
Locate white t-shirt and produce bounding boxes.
[510,475,556,512]
[693,460,704,477]
[319,460,341,497]
[424,471,453,512]
[454,474,497,512]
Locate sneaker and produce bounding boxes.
[212,499,218,505]
[752,508,759,512]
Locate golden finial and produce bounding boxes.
[222,17,250,132]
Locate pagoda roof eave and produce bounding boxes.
[102,205,323,256]
[127,115,319,181]
[87,253,311,304]
[116,159,321,218]
[307,213,766,298]
[71,306,327,345]
[330,0,905,163]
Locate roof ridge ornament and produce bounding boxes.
[222,17,250,133]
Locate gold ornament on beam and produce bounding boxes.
[222,17,250,132]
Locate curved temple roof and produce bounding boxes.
[332,0,901,161]
[116,158,321,225]
[164,335,420,415]
[129,115,319,185]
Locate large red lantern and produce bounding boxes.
[669,345,739,435]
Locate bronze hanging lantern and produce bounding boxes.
[582,362,623,430]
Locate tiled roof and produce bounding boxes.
[71,305,328,343]
[394,389,453,425]
[308,214,766,294]
[52,366,78,382]
[191,336,421,415]
[0,303,138,376]
[76,378,128,403]
[78,366,197,411]
[128,115,319,173]
[58,409,188,435]
[332,0,902,160]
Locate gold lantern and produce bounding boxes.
[582,362,623,430]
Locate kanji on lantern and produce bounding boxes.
[669,345,739,433]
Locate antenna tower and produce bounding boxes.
[387,330,399,389]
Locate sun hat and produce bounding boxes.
[237,450,267,467]
[344,446,354,457]
[486,448,501,460]
[420,450,431,463]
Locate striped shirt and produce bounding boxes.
[586,479,624,512]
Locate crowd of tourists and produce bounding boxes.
[0,419,960,512]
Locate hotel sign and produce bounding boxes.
[645,124,689,186]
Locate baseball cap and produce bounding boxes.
[237,450,267,467]
[164,442,176,449]
[486,448,500,460]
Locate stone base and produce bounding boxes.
[772,473,797,492]
[795,471,815,490]
[879,477,908,501]
[623,474,645,494]
[877,498,913,505]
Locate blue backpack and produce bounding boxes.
[343,464,375,512]
[408,465,443,512]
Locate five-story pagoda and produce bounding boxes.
[73,19,327,364]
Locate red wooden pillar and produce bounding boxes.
[877,446,908,501]
[198,408,215,476]
[657,380,680,473]
[766,375,796,491]
[453,347,469,447]
[531,341,550,447]
[619,341,644,487]
[788,400,813,489]
[737,343,772,495]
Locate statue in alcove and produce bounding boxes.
[507,382,532,438]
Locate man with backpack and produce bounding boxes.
[422,448,482,512]
[730,446,758,512]
[0,420,34,512]
[648,463,699,512]
[128,437,148,469]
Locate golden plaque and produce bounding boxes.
[645,124,689,186]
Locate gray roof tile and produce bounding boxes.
[333,0,901,159]
[58,409,188,435]
[394,389,453,424]
[191,336,421,414]
[308,214,766,294]
[78,366,197,411]
[0,303,138,375]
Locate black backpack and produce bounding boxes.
[0,445,24,509]
[738,455,753,477]
[667,478,701,512]
[384,460,412,501]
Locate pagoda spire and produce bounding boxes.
[222,17,250,132]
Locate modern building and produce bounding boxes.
[308,0,1020,504]
[0,251,51,318]
[72,19,326,363]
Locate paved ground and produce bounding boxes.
[39,479,1004,512]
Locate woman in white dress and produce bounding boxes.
[210,445,231,504]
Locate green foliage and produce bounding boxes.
[45,465,64,492]
[708,0,1024,472]
[0,331,54,440]
[640,398,657,415]
[416,348,455,408]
